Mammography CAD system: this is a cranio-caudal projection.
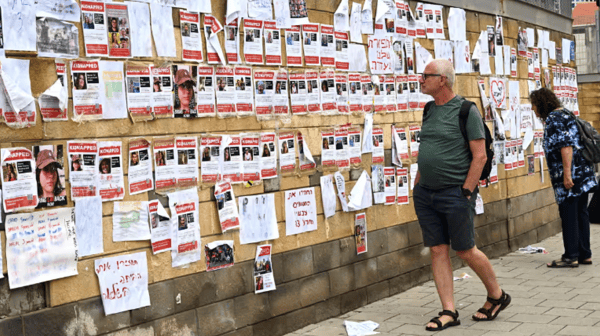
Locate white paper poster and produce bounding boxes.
[447,8,466,41]
[148,200,172,254]
[95,251,150,315]
[288,0,310,25]
[6,207,78,289]
[75,196,103,257]
[71,60,103,120]
[153,137,177,193]
[100,61,128,120]
[335,0,350,32]
[285,187,318,235]
[200,135,221,184]
[490,77,507,110]
[2,0,37,52]
[1,148,39,212]
[349,2,362,43]
[264,20,283,65]
[205,240,234,271]
[169,188,202,268]
[362,0,374,35]
[113,202,151,241]
[320,175,337,219]
[67,141,99,199]
[36,18,79,59]
[39,61,68,121]
[1,58,37,128]
[414,41,433,74]
[180,10,203,62]
[151,65,174,118]
[234,66,255,116]
[383,167,396,205]
[254,245,276,293]
[285,25,303,66]
[396,167,408,204]
[279,131,297,175]
[175,137,199,189]
[335,31,350,71]
[221,135,243,183]
[368,35,393,74]
[37,0,81,22]
[348,170,373,211]
[239,194,279,244]
[260,132,278,179]
[215,180,240,232]
[128,138,154,195]
[150,3,177,58]
[244,19,265,64]
[454,41,471,74]
[226,0,247,24]
[225,18,241,64]
[97,141,125,201]
[204,15,226,64]
[273,0,291,29]
[355,213,367,254]
[128,1,153,58]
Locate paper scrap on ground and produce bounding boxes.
[76,196,103,257]
[518,245,547,254]
[95,251,150,315]
[344,320,380,336]
[453,272,472,281]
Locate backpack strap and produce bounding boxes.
[459,100,476,146]
[423,100,435,120]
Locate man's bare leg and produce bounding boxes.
[426,244,456,329]
[456,246,503,319]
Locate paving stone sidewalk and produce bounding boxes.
[286,225,600,336]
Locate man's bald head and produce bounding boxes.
[429,59,455,88]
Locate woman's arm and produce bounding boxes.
[561,146,574,189]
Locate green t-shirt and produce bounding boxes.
[417,96,485,190]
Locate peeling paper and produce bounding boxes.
[188,0,212,13]
[414,41,433,74]
[348,170,373,211]
[226,0,248,25]
[334,171,349,212]
[129,2,153,58]
[349,43,367,72]
[349,2,362,43]
[362,113,374,153]
[320,175,337,219]
[361,0,374,34]
[1,59,36,128]
[447,8,466,41]
[36,0,81,22]
[39,79,68,121]
[334,0,350,32]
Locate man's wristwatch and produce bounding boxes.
[461,188,472,197]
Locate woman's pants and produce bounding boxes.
[558,192,591,261]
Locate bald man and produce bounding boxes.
[413,59,510,331]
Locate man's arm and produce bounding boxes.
[560,146,574,190]
[463,138,487,197]
[414,170,420,186]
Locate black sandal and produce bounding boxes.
[425,309,460,331]
[547,258,579,268]
[472,290,511,321]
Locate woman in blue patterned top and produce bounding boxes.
[530,88,597,268]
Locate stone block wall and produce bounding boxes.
[0,0,573,335]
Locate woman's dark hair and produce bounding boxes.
[174,82,196,110]
[529,88,561,120]
[36,163,65,197]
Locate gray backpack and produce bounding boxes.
[563,110,600,163]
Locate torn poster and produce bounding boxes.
[169,188,202,268]
[148,200,172,254]
[36,18,79,58]
[128,138,154,195]
[226,0,247,25]
[6,207,78,289]
[2,0,36,52]
[215,181,240,232]
[36,0,81,22]
[495,16,504,46]
[285,187,318,235]
[362,0,374,35]
[260,132,278,179]
[264,20,282,65]
[254,245,276,293]
[95,251,150,315]
[334,171,349,211]
[113,201,151,242]
[334,0,350,32]
[180,10,203,62]
[151,3,176,57]
[298,132,316,173]
[368,35,393,74]
[321,175,337,219]
[244,19,265,64]
[0,58,36,128]
[39,78,68,121]
[128,1,153,58]
[205,240,234,271]
[204,15,226,64]
[374,0,394,36]
[248,0,273,20]
[75,195,103,257]
[414,41,432,74]
[349,2,362,43]
[67,141,99,199]
[71,60,103,121]
[348,170,373,211]
[239,193,279,244]
[98,141,125,201]
[1,148,39,212]
[355,213,367,254]
[33,144,67,208]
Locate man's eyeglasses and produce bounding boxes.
[422,73,443,80]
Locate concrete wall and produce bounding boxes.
[0,0,573,335]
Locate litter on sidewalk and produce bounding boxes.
[343,320,379,336]
[517,245,547,254]
[453,272,471,281]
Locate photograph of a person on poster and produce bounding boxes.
[35,150,66,202]
[173,68,197,115]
